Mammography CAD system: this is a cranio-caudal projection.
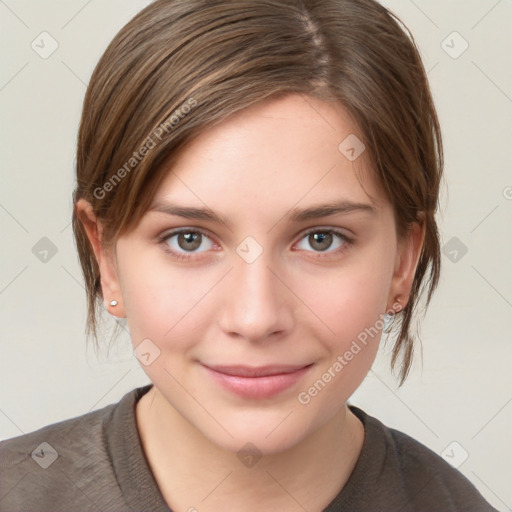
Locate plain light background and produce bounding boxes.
[1,0,511,510]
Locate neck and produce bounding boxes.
[136,386,364,512]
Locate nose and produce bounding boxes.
[218,248,294,343]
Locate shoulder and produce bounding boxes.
[0,391,133,511]
[1,402,115,467]
[342,406,498,512]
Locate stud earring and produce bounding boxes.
[110,300,118,307]
[382,312,394,334]
[383,297,403,334]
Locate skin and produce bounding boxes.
[77,93,425,511]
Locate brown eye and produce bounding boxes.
[308,232,333,252]
[177,232,202,251]
[295,228,352,257]
[161,229,215,258]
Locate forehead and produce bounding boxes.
[152,94,386,221]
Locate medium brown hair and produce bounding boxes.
[72,0,443,384]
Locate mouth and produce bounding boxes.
[200,363,314,399]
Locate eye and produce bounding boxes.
[158,227,353,262]
[295,228,353,256]
[159,229,216,260]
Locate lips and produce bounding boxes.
[204,364,311,378]
[201,363,313,399]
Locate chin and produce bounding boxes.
[208,423,311,456]
[195,406,326,456]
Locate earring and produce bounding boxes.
[382,312,394,334]
[110,300,118,307]
[383,297,402,334]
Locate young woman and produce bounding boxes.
[0,0,497,510]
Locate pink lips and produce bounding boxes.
[201,363,312,399]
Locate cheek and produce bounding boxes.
[295,272,387,415]
[297,251,393,346]
[117,248,214,349]
[289,250,392,406]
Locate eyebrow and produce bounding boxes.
[148,199,377,226]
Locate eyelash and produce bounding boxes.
[158,227,354,262]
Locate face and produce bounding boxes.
[88,93,422,454]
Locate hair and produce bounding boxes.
[72,0,443,385]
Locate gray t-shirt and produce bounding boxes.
[0,384,497,511]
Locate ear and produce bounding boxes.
[387,214,426,312]
[75,199,126,318]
